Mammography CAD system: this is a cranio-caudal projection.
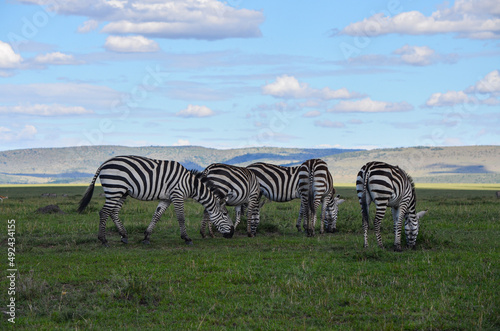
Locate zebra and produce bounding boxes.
[297,159,339,237]
[77,155,234,246]
[194,163,261,237]
[356,161,428,251]
[247,161,343,236]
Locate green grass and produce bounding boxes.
[0,185,499,330]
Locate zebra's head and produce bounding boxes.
[211,195,235,238]
[325,194,345,233]
[405,209,428,249]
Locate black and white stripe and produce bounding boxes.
[356,161,427,251]
[298,159,338,237]
[78,155,234,245]
[196,163,261,237]
[248,160,343,236]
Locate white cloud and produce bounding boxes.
[34,52,80,65]
[0,41,22,68]
[425,70,500,107]
[78,19,99,33]
[425,91,475,107]
[341,45,457,67]
[173,139,190,146]
[329,97,414,113]
[393,45,436,66]
[466,69,500,94]
[340,0,500,39]
[262,75,362,100]
[314,120,345,128]
[22,0,264,40]
[0,103,93,116]
[0,83,124,109]
[303,110,321,118]
[104,35,160,53]
[176,104,215,118]
[0,125,37,141]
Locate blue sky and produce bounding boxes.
[0,0,499,151]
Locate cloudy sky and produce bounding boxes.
[0,0,499,151]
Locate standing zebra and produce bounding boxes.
[195,163,261,237]
[77,156,234,246]
[356,161,428,251]
[247,161,343,236]
[298,159,338,237]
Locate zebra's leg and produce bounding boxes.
[307,207,317,237]
[98,208,110,246]
[295,199,307,232]
[296,202,304,232]
[392,206,404,252]
[208,211,215,238]
[373,203,387,249]
[98,198,123,246]
[320,198,328,234]
[234,205,242,230]
[246,205,254,237]
[110,198,128,244]
[247,199,261,237]
[171,196,193,245]
[360,193,370,248]
[200,209,212,238]
[143,200,170,244]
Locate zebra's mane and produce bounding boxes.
[406,171,416,191]
[189,169,203,178]
[189,169,226,200]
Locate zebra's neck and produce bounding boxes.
[189,175,219,213]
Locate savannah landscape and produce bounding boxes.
[1,182,498,329]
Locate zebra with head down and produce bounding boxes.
[78,155,234,246]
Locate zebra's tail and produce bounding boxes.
[77,165,103,213]
[308,166,315,215]
[360,169,370,223]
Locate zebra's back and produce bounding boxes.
[201,163,260,205]
[99,155,190,201]
[356,161,414,208]
[247,162,301,202]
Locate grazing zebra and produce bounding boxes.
[195,163,261,237]
[356,161,428,251]
[77,155,234,246]
[247,161,343,236]
[298,159,338,237]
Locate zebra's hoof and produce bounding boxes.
[185,240,194,245]
[102,243,109,248]
[142,240,150,245]
[393,245,402,252]
[121,238,128,244]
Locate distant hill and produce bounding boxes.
[0,145,498,184]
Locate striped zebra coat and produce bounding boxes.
[356,161,428,251]
[248,161,343,236]
[77,156,234,246]
[195,163,261,237]
[298,159,339,237]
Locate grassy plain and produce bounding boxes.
[0,184,499,330]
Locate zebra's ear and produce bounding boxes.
[416,209,428,219]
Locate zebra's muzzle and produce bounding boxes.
[223,226,235,239]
